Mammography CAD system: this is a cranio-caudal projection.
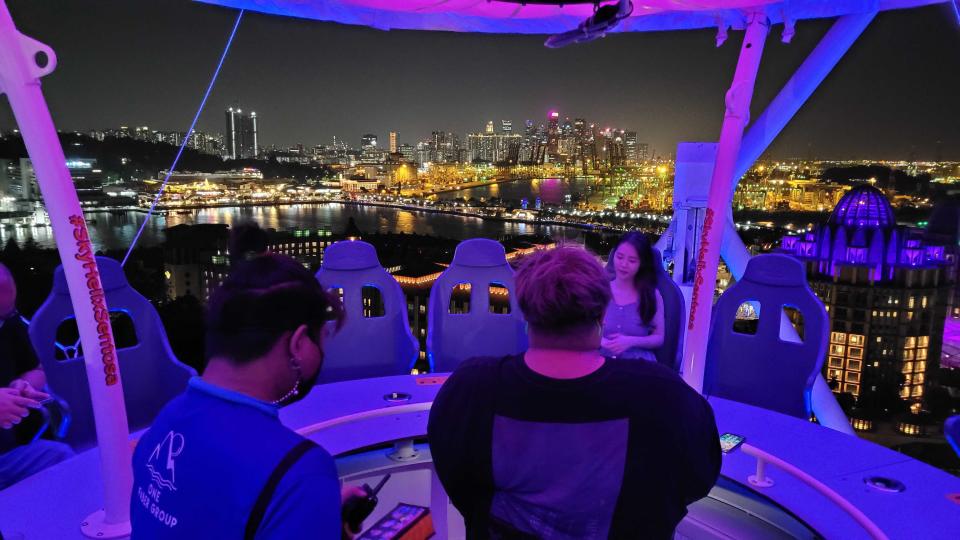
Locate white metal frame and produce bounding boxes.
[0,3,131,537]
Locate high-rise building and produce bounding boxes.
[360,134,384,164]
[501,120,513,134]
[546,111,560,162]
[624,131,639,164]
[399,144,416,164]
[389,132,397,154]
[224,107,258,159]
[467,122,522,164]
[637,142,650,162]
[779,185,956,411]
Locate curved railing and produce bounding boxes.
[740,443,889,540]
[294,399,888,540]
[296,401,433,438]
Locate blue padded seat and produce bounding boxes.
[652,249,685,372]
[703,254,828,419]
[315,240,418,382]
[28,257,195,449]
[946,415,960,458]
[427,238,527,372]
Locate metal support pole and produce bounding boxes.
[0,3,131,537]
[709,13,874,430]
[683,12,770,392]
[716,12,878,282]
[725,11,878,203]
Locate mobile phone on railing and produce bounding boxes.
[719,433,745,454]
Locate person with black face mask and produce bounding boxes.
[130,252,361,539]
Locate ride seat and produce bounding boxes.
[427,238,527,372]
[315,240,418,382]
[703,254,828,419]
[28,257,195,449]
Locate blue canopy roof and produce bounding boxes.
[196,0,947,34]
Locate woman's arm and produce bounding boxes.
[627,290,664,350]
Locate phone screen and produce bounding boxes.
[719,433,745,453]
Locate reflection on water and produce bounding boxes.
[437,176,597,205]
[1,202,585,251]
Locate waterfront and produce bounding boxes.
[0,201,593,251]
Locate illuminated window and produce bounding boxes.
[916,361,927,372]
[903,362,914,374]
[830,332,847,344]
[900,387,911,398]
[848,334,865,346]
[845,372,860,383]
[871,310,877,317]
[830,344,846,356]
[905,337,917,349]
[904,349,915,361]
[921,296,928,308]
[876,337,882,343]
[847,359,862,371]
[904,374,913,385]
[912,386,924,397]
[918,336,930,347]
[828,369,842,380]
[844,383,860,396]
[915,373,925,385]
[829,357,844,368]
[908,297,915,308]
[906,312,913,321]
[848,347,863,359]
[916,348,927,360]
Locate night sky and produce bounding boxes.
[2,0,959,160]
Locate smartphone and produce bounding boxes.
[719,433,745,454]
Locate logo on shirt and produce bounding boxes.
[146,431,185,492]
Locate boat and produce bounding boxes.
[0,1,958,539]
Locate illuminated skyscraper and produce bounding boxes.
[780,185,955,411]
[389,132,397,154]
[224,107,258,159]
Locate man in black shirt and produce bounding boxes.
[428,247,720,539]
[0,264,74,490]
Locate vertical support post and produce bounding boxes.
[748,455,775,488]
[683,12,770,392]
[0,3,131,537]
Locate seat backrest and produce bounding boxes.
[316,240,418,382]
[946,415,960,458]
[652,249,685,372]
[28,257,196,449]
[703,254,828,419]
[427,238,527,372]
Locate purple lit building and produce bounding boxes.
[779,185,956,412]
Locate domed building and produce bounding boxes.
[779,185,955,412]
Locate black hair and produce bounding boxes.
[607,231,658,325]
[228,222,269,266]
[205,253,343,363]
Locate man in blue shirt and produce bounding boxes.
[131,252,351,538]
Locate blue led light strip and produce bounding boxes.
[121,9,245,267]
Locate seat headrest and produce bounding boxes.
[321,240,381,271]
[52,256,129,295]
[451,238,507,268]
[652,248,664,271]
[742,254,808,288]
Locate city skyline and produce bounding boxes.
[0,1,959,160]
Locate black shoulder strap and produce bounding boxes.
[244,439,318,540]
